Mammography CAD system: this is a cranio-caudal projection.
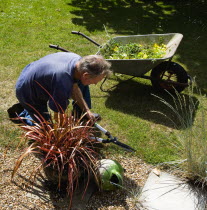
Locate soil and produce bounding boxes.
[0,147,152,210]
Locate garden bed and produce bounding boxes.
[0,147,152,209]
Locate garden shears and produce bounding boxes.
[93,123,136,152]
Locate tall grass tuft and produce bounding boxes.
[152,84,199,130]
[11,112,101,208]
[152,83,207,187]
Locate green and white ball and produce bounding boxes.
[98,159,124,191]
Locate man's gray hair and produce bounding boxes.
[78,55,112,77]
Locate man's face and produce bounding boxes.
[81,73,105,86]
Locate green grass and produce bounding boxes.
[0,0,207,166]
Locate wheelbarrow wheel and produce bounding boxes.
[150,61,188,93]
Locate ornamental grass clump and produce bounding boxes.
[152,84,207,187]
[11,112,101,208]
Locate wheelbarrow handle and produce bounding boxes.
[49,44,69,52]
[71,31,101,47]
[71,31,82,35]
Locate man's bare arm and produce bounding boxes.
[71,83,95,122]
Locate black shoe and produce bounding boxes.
[7,103,24,124]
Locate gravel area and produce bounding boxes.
[0,147,152,210]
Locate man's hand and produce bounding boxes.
[85,109,96,125]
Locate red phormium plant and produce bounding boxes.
[12,112,101,209]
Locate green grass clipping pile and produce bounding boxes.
[100,40,167,59]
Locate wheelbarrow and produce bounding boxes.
[50,31,191,93]
[73,31,191,93]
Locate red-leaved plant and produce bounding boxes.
[11,112,101,209]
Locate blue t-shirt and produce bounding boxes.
[16,52,81,112]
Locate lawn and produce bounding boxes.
[0,0,206,167]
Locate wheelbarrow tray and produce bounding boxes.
[97,33,183,77]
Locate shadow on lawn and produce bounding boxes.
[104,78,199,129]
[68,0,176,35]
[68,0,207,93]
